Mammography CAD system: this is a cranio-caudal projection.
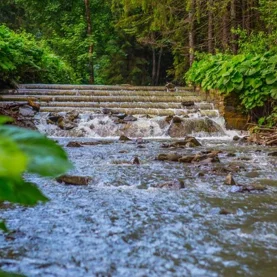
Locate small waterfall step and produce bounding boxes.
[0,84,206,117]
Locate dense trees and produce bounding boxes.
[0,0,276,85]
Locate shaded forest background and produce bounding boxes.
[0,0,277,86]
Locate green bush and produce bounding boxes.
[0,25,77,86]
[185,51,277,122]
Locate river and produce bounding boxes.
[1,137,277,276]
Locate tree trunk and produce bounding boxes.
[222,9,228,51]
[84,0,94,84]
[230,0,238,54]
[152,47,156,86]
[208,0,213,53]
[188,0,195,66]
[155,47,163,85]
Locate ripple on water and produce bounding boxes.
[1,139,277,276]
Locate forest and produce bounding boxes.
[0,0,276,86]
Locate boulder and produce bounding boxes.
[114,113,127,119]
[67,141,83,148]
[124,115,137,122]
[155,180,185,189]
[102,108,112,115]
[57,118,76,130]
[132,156,140,165]
[48,112,63,123]
[67,111,79,121]
[185,136,202,146]
[233,135,240,141]
[56,175,92,186]
[172,116,183,124]
[178,155,195,163]
[27,99,40,112]
[268,152,277,157]
[225,173,236,186]
[119,135,131,141]
[19,106,35,117]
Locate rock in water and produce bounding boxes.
[124,115,137,122]
[27,99,40,112]
[56,175,92,186]
[67,141,83,148]
[119,135,131,141]
[172,116,183,124]
[155,179,185,189]
[225,173,236,186]
[132,156,140,165]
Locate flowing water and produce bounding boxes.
[1,85,277,277]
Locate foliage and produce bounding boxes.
[0,25,76,86]
[185,51,277,119]
[0,116,72,232]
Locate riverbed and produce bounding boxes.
[1,138,277,276]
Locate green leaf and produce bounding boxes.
[0,220,9,233]
[0,177,48,206]
[0,271,26,277]
[0,137,27,177]
[0,116,13,125]
[0,126,72,177]
[266,73,277,85]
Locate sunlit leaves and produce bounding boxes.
[186,51,277,112]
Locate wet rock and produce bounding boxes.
[245,171,260,178]
[185,136,202,147]
[89,124,95,130]
[197,172,205,177]
[81,141,113,146]
[243,184,267,192]
[119,135,131,141]
[137,145,145,149]
[172,116,182,124]
[27,99,40,112]
[124,115,137,122]
[67,141,83,148]
[58,118,76,130]
[67,111,79,121]
[155,180,185,189]
[156,154,170,161]
[225,173,236,186]
[233,135,240,141]
[199,156,220,164]
[113,118,126,124]
[219,209,232,215]
[19,106,35,117]
[228,162,246,172]
[56,175,92,186]
[168,118,223,138]
[227,152,236,157]
[238,156,251,161]
[165,115,173,123]
[132,156,140,165]
[167,153,182,162]
[256,179,277,186]
[102,108,112,115]
[119,150,129,154]
[178,155,195,163]
[181,101,194,107]
[268,152,277,156]
[48,112,63,123]
[114,113,127,119]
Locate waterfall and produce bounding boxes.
[1,84,229,138]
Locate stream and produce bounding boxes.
[1,137,277,277]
